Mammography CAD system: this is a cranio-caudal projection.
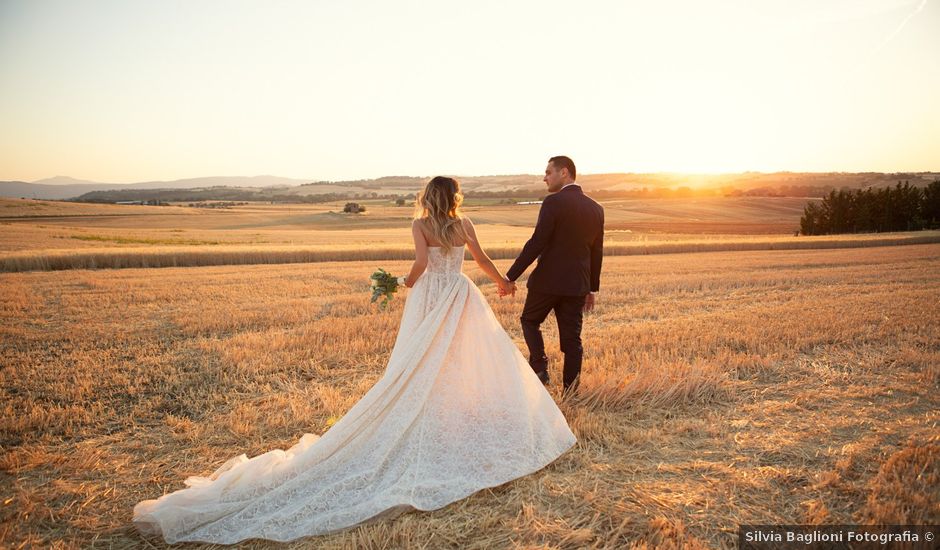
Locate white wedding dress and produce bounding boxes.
[133,245,577,544]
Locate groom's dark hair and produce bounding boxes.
[549,156,576,180]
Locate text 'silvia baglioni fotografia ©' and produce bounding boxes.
[739,524,938,549]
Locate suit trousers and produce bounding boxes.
[520,289,586,391]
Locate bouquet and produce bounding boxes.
[370,268,406,308]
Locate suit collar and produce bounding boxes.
[559,182,581,193]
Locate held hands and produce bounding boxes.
[497,277,517,298]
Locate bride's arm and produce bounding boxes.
[462,217,513,293]
[403,219,429,288]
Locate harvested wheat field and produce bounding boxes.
[1,244,938,548]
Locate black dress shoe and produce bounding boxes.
[535,369,550,385]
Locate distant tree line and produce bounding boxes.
[463,189,544,200]
[463,185,850,201]
[722,185,848,198]
[187,201,249,209]
[70,180,939,212]
[800,181,940,235]
[72,187,406,204]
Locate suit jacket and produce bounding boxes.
[506,184,604,296]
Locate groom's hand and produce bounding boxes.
[583,292,596,312]
[497,278,516,297]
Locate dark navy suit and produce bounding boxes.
[506,184,604,391]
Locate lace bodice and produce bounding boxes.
[425,245,465,275]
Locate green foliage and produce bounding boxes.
[69,234,222,245]
[72,187,397,205]
[800,181,937,235]
[922,181,940,229]
[369,268,400,308]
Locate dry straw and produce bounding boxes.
[2,244,938,547]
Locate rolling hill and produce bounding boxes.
[1,172,936,201]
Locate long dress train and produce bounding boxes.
[132,245,577,544]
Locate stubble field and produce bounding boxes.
[1,228,938,547]
[0,239,940,548]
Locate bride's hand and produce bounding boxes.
[497,278,516,297]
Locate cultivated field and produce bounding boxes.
[0,195,815,255]
[1,240,938,548]
[3,197,940,273]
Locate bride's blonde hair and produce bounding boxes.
[414,176,467,252]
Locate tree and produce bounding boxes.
[344,202,365,213]
[923,180,940,229]
[799,181,936,235]
[852,188,875,232]
[800,201,825,235]
[395,198,406,206]
[822,189,852,233]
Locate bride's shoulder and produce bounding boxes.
[411,218,430,239]
[458,216,477,242]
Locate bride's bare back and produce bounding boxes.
[406,217,510,295]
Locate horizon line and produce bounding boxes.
[13,169,940,185]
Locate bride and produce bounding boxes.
[133,176,577,544]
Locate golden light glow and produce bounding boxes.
[0,0,937,182]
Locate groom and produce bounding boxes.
[502,156,605,394]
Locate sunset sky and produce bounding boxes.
[0,0,937,183]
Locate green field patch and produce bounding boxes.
[67,234,225,245]
[4,202,48,208]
